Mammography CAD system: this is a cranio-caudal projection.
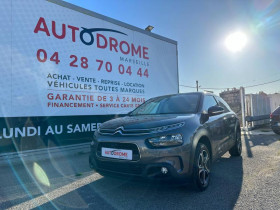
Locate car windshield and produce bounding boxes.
[130,94,200,115]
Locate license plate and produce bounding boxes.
[101,147,133,160]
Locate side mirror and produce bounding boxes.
[208,106,224,116]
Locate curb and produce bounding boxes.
[0,143,91,165]
[242,131,276,135]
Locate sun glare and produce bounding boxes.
[225,31,248,53]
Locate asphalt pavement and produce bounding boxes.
[0,132,280,210]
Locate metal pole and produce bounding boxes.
[240,87,246,130]
[196,81,198,92]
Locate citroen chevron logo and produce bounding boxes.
[114,126,124,135]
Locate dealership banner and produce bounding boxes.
[0,0,178,152]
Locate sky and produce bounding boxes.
[63,0,280,95]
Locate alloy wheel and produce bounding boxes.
[198,149,210,187]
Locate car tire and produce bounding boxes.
[229,129,242,156]
[192,143,211,191]
[272,128,280,135]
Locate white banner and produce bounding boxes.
[0,0,178,117]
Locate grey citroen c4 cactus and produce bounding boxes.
[89,92,242,191]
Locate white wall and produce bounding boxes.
[268,94,280,112]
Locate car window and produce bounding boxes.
[215,97,231,112]
[202,95,218,112]
[273,107,280,114]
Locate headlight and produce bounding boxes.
[147,134,183,147]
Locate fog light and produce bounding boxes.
[161,167,168,174]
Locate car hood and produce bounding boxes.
[100,114,196,130]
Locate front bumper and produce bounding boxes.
[89,135,192,180]
[89,155,184,180]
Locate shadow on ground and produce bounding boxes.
[243,134,280,158]
[39,155,243,210]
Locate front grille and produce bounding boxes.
[99,128,150,136]
[98,122,185,136]
[96,161,143,175]
[97,142,140,161]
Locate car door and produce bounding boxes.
[201,95,226,158]
[215,96,236,149]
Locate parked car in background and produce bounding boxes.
[89,92,242,191]
[270,106,280,135]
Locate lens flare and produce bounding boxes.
[33,162,50,187]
